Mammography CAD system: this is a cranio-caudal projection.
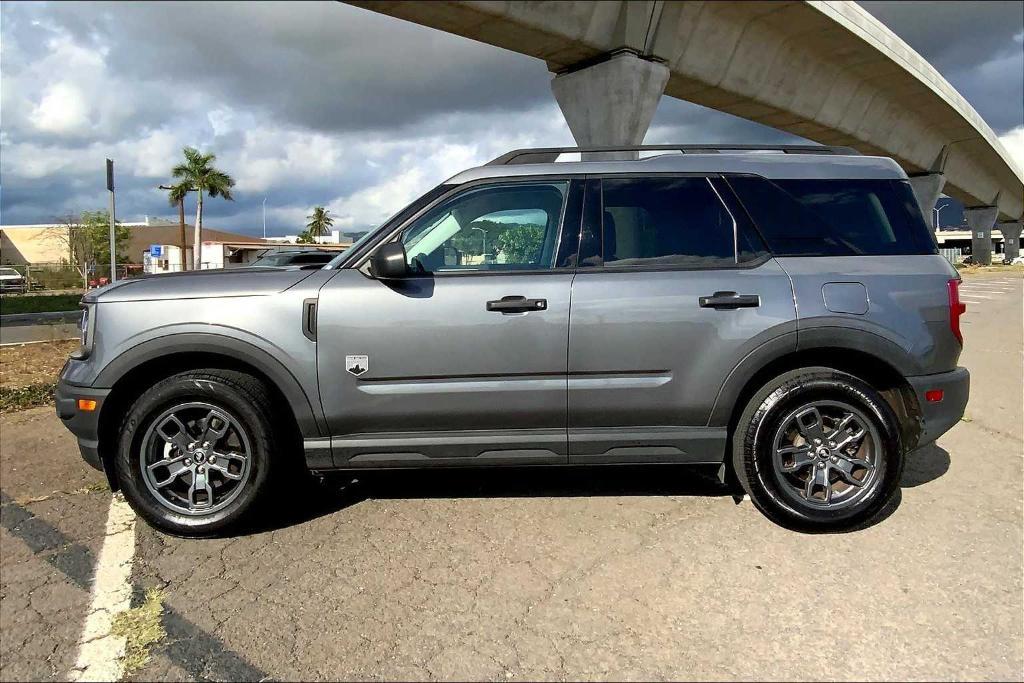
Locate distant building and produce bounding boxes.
[278,229,354,246]
[1,220,263,270]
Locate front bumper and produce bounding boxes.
[906,367,970,447]
[55,378,111,473]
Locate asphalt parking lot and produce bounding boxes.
[2,272,1021,681]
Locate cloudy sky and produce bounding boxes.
[1,1,1022,235]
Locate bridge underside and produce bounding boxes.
[350,0,1022,226]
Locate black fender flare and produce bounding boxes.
[95,332,325,437]
[708,327,920,427]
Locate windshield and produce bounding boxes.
[324,183,455,269]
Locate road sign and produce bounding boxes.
[150,245,163,257]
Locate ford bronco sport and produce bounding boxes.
[56,145,970,535]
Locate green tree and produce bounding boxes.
[171,147,235,269]
[80,210,131,267]
[306,206,333,240]
[46,211,130,286]
[295,229,317,244]
[495,224,544,263]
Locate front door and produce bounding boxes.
[567,175,797,463]
[317,178,582,467]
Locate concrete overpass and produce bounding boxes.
[347,0,1023,263]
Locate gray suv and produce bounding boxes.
[56,145,970,535]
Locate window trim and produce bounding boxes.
[577,173,772,274]
[355,175,585,278]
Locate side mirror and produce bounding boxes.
[370,241,409,279]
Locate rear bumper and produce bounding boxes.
[906,367,970,447]
[55,378,110,473]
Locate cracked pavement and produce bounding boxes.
[2,272,1022,681]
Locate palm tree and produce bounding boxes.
[161,180,193,271]
[171,147,235,269]
[306,206,334,242]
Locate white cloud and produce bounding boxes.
[997,126,1024,174]
[33,82,91,135]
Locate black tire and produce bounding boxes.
[115,369,278,536]
[732,367,904,531]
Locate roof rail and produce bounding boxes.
[486,144,861,166]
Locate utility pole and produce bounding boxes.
[471,226,487,262]
[106,159,117,283]
[263,197,267,239]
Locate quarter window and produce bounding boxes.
[400,182,569,273]
[727,176,936,256]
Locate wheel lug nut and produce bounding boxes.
[197,466,205,473]
[814,438,821,445]
[818,462,826,468]
[831,456,838,463]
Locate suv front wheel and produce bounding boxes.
[732,367,904,531]
[115,369,278,536]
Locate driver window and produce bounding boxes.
[400,182,568,273]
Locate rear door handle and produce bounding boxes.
[699,291,760,309]
[486,296,547,313]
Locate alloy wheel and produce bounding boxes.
[140,402,253,516]
[771,400,882,510]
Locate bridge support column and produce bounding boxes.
[998,222,1022,261]
[551,53,669,160]
[908,173,945,243]
[964,206,999,265]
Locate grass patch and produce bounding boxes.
[0,382,56,412]
[111,587,167,675]
[1,339,78,391]
[956,263,1024,275]
[0,293,82,315]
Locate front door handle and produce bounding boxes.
[699,291,760,309]
[486,296,547,313]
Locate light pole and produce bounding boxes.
[471,226,487,263]
[934,203,948,230]
[262,198,267,239]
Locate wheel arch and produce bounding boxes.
[712,335,923,455]
[95,334,322,488]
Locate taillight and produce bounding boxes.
[947,278,966,345]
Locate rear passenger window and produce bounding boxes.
[727,176,936,256]
[594,177,760,268]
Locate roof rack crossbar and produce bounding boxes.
[486,144,861,166]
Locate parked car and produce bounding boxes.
[251,250,338,268]
[56,144,970,535]
[0,267,28,293]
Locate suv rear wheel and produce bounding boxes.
[732,367,904,531]
[115,369,277,536]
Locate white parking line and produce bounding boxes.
[69,493,137,682]
[960,287,1012,293]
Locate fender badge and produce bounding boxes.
[345,355,368,376]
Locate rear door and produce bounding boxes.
[566,175,797,463]
[317,178,583,467]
